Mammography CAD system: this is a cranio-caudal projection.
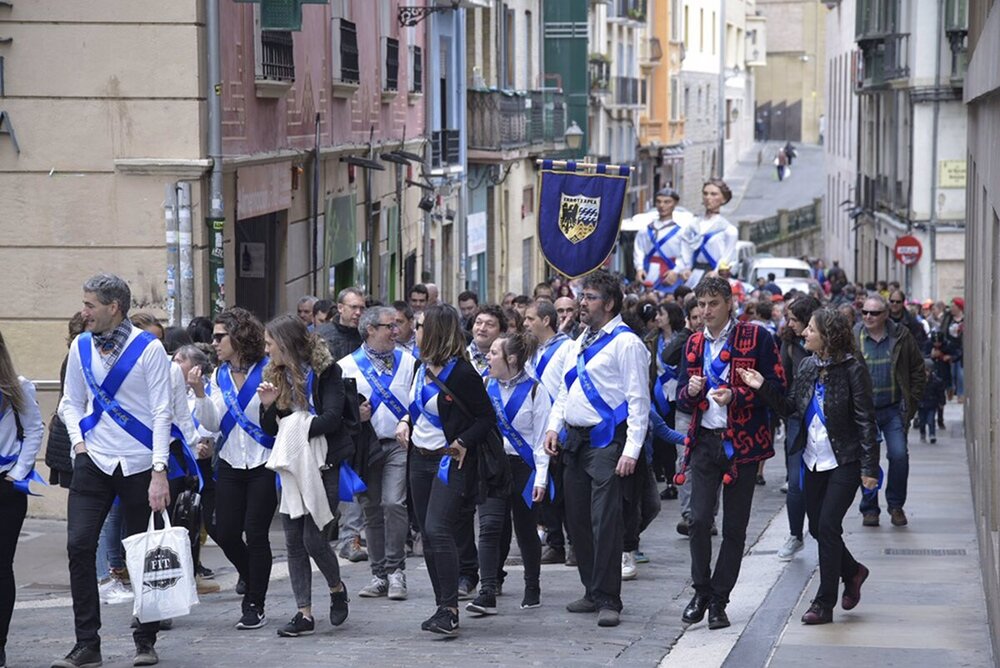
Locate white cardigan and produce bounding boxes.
[265,412,333,528]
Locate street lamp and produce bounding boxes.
[564,120,584,151]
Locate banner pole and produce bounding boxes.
[534,159,628,173]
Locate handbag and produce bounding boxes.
[122,510,199,623]
[426,367,511,501]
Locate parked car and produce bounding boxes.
[742,256,819,295]
[732,241,757,280]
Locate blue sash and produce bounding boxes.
[487,379,555,508]
[533,334,568,383]
[78,332,157,446]
[0,396,47,495]
[799,380,827,489]
[300,369,367,502]
[409,359,458,484]
[564,325,631,448]
[702,335,735,459]
[352,348,407,420]
[692,228,722,269]
[216,360,275,452]
[169,424,204,491]
[644,224,680,291]
[652,334,678,417]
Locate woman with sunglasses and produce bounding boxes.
[395,305,495,637]
[258,315,353,637]
[775,296,821,561]
[738,308,879,625]
[466,332,550,617]
[188,307,276,630]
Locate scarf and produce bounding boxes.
[363,343,395,374]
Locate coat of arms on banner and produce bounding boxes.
[559,194,601,244]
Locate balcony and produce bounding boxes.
[430,129,461,170]
[855,0,900,41]
[259,31,294,82]
[610,0,646,22]
[466,89,567,158]
[612,76,641,107]
[858,33,909,90]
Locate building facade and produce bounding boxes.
[755,0,827,143]
[962,0,1000,657]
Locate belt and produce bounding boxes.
[566,424,595,433]
[413,446,461,458]
[696,426,728,437]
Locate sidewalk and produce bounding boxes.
[722,142,826,222]
[662,402,996,667]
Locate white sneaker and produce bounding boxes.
[358,576,388,598]
[777,536,804,561]
[387,571,408,600]
[99,577,134,604]
[621,551,637,581]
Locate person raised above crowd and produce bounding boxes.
[634,188,689,294]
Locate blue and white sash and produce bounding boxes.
[644,224,681,292]
[692,228,722,269]
[487,379,555,508]
[0,396,46,496]
[702,335,735,459]
[652,334,679,417]
[299,368,366,503]
[564,325,631,448]
[352,348,407,420]
[216,360,275,452]
[409,358,458,484]
[532,334,568,394]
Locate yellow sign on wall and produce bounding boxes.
[939,160,967,188]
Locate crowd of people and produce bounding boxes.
[0,178,966,667]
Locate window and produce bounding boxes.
[670,0,682,42]
[523,186,535,214]
[505,7,515,88]
[259,31,294,81]
[332,19,360,84]
[383,37,400,91]
[410,45,423,93]
[526,10,533,87]
[699,9,704,51]
[670,75,680,121]
[684,5,689,46]
[711,12,716,55]
[522,237,535,295]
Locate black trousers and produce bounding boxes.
[0,479,27,650]
[66,454,159,646]
[214,460,277,610]
[455,496,479,583]
[478,456,542,592]
[409,453,468,609]
[688,429,758,604]
[562,424,626,612]
[804,460,862,608]
[540,456,571,549]
[623,453,661,552]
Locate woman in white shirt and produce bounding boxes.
[0,329,45,668]
[680,178,739,274]
[467,332,551,617]
[188,308,276,631]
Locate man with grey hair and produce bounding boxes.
[424,283,440,306]
[855,293,926,528]
[296,295,318,326]
[55,274,172,668]
[338,306,417,600]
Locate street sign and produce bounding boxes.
[894,235,923,266]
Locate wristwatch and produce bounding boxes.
[152,462,168,473]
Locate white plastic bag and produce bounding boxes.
[122,510,199,623]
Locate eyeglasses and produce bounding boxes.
[889,299,904,305]
[861,310,885,317]
[580,293,603,302]
[373,323,399,330]
[212,333,228,342]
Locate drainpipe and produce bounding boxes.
[164,184,180,325]
[928,0,944,300]
[718,0,726,177]
[206,0,225,309]
[312,112,321,296]
[178,182,195,326]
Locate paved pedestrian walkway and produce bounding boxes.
[662,402,995,667]
[722,142,826,222]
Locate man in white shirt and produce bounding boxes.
[633,188,688,292]
[55,274,172,668]
[339,307,417,601]
[544,270,650,628]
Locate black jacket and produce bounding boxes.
[316,320,362,362]
[260,362,356,467]
[426,358,495,452]
[758,354,880,479]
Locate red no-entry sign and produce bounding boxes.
[894,235,923,266]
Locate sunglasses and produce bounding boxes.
[861,310,885,317]
[889,299,904,304]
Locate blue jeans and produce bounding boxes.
[784,419,805,539]
[95,502,125,580]
[859,406,908,514]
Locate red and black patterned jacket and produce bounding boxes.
[676,320,786,465]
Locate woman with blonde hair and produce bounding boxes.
[0,329,45,668]
[257,315,354,637]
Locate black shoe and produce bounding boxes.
[457,576,477,601]
[425,607,459,636]
[711,523,719,536]
[276,611,315,637]
[235,579,247,596]
[52,642,103,668]
[329,584,350,626]
[540,546,565,564]
[676,518,690,536]
[196,564,215,580]
[133,641,158,667]
[466,590,498,616]
[756,474,766,486]
[660,484,678,500]
[520,585,541,609]
[157,618,172,631]
[801,600,833,625]
[235,604,266,630]
[681,593,710,624]
[566,596,597,613]
[708,601,730,630]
